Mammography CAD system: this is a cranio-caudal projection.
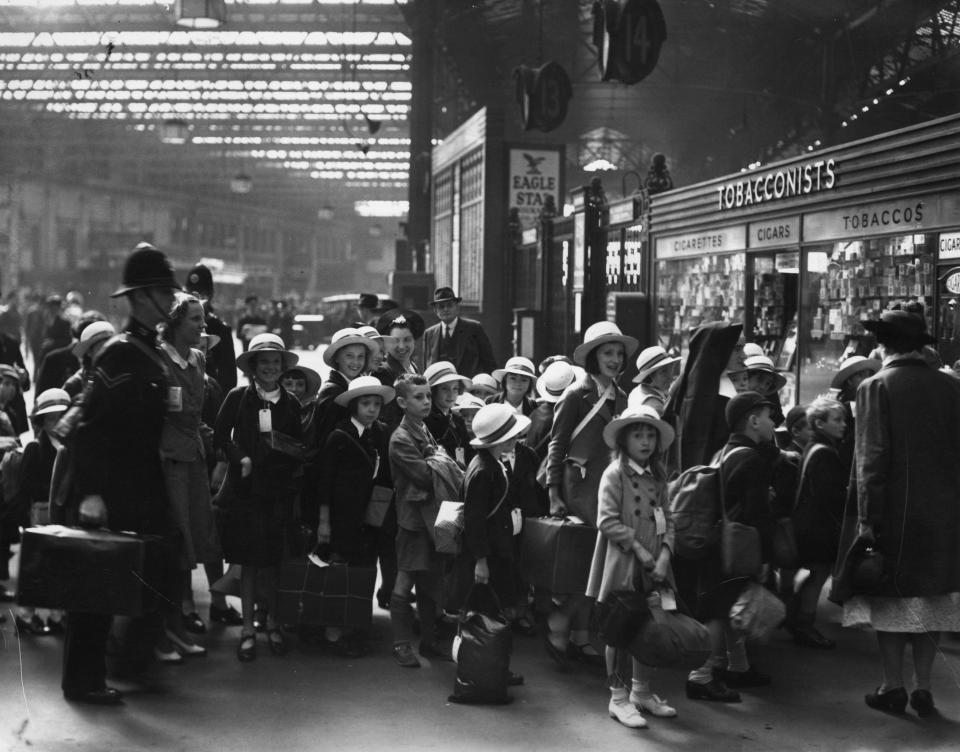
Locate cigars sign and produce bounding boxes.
[717,158,837,211]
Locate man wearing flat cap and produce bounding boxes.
[62,242,182,706]
[421,287,497,378]
[185,262,237,392]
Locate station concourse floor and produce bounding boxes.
[1,564,959,752]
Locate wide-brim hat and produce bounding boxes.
[830,355,882,390]
[356,324,396,348]
[281,365,322,399]
[743,354,787,392]
[32,387,72,417]
[453,393,486,414]
[492,356,536,383]
[323,327,379,367]
[632,345,681,383]
[602,405,675,450]
[573,321,639,366]
[469,403,531,448]
[111,243,182,297]
[469,373,499,396]
[236,333,298,373]
[861,310,936,347]
[376,308,425,340]
[431,286,461,305]
[334,375,396,407]
[424,360,472,389]
[73,320,116,358]
[536,360,576,403]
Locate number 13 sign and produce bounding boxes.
[592,0,667,85]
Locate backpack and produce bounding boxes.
[667,446,748,561]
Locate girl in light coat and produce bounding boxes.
[587,405,677,729]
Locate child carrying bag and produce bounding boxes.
[449,583,513,705]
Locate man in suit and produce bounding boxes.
[421,287,497,378]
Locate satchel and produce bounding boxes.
[364,485,393,528]
[719,452,762,578]
[449,583,513,705]
[771,516,798,569]
[598,590,651,648]
[728,581,786,641]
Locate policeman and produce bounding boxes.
[184,262,238,392]
[62,243,181,706]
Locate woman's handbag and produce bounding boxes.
[718,454,762,577]
[598,590,652,649]
[728,581,786,641]
[771,517,799,569]
[626,590,711,668]
[449,583,513,705]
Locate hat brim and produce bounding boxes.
[334,383,396,407]
[632,355,681,384]
[432,296,461,305]
[602,414,675,451]
[429,373,472,389]
[573,334,640,366]
[861,319,937,346]
[469,384,499,397]
[746,368,788,393]
[469,413,531,448]
[73,331,114,359]
[830,359,881,390]
[32,403,70,417]
[110,280,182,298]
[236,348,299,374]
[536,373,574,403]
[282,365,322,398]
[323,335,379,367]
[492,367,536,382]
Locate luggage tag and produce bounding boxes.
[511,507,523,536]
[565,515,586,526]
[659,587,678,612]
[258,408,273,433]
[455,447,465,466]
[166,386,183,412]
[654,506,667,536]
[307,553,330,568]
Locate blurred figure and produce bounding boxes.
[184,262,238,393]
[236,295,268,352]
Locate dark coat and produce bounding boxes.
[424,406,472,466]
[371,356,414,434]
[36,342,79,394]
[507,442,547,519]
[422,317,497,378]
[852,357,960,597]
[317,418,390,564]
[72,319,174,535]
[524,401,554,461]
[463,450,514,561]
[204,308,237,393]
[311,370,350,452]
[794,436,846,565]
[719,433,779,562]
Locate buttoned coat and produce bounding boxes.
[422,317,497,378]
[586,458,675,603]
[388,415,436,532]
[853,356,960,597]
[545,374,627,526]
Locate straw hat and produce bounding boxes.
[572,321,639,366]
[236,333,298,374]
[333,374,395,407]
[281,365,322,399]
[742,342,765,359]
[356,324,396,348]
[424,360,472,389]
[632,346,681,384]
[469,373,500,397]
[492,356,536,383]
[469,403,531,448]
[453,393,486,414]
[32,388,72,418]
[323,327,378,368]
[830,355,882,390]
[602,405,675,450]
[743,354,787,392]
[536,360,576,403]
[73,320,116,359]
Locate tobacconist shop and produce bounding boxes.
[648,112,960,406]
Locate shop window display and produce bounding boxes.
[656,253,746,353]
[798,233,935,402]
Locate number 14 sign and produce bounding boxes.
[593,0,667,85]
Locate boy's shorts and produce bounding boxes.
[396,528,435,572]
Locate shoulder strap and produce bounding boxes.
[486,461,510,520]
[718,445,751,522]
[336,427,377,471]
[96,332,169,379]
[794,443,829,509]
[570,382,613,444]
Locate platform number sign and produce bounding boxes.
[514,61,573,133]
[592,0,666,85]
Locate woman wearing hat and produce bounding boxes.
[214,332,304,661]
[587,405,679,727]
[371,309,425,432]
[315,375,395,656]
[157,293,224,650]
[423,361,473,467]
[544,321,638,664]
[830,355,880,476]
[9,388,72,636]
[627,346,680,416]
[63,320,116,398]
[488,356,537,416]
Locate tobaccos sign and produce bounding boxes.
[717,158,837,211]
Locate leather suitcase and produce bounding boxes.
[276,558,376,628]
[519,516,596,594]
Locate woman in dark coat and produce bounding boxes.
[214,333,303,662]
[791,397,848,649]
[316,376,394,656]
[836,310,960,717]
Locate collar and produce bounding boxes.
[444,318,459,335]
[882,352,925,367]
[160,341,199,370]
[256,383,282,404]
[351,417,367,437]
[125,317,158,347]
[625,457,650,476]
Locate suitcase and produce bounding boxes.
[276,558,376,629]
[519,516,596,594]
[16,525,148,616]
